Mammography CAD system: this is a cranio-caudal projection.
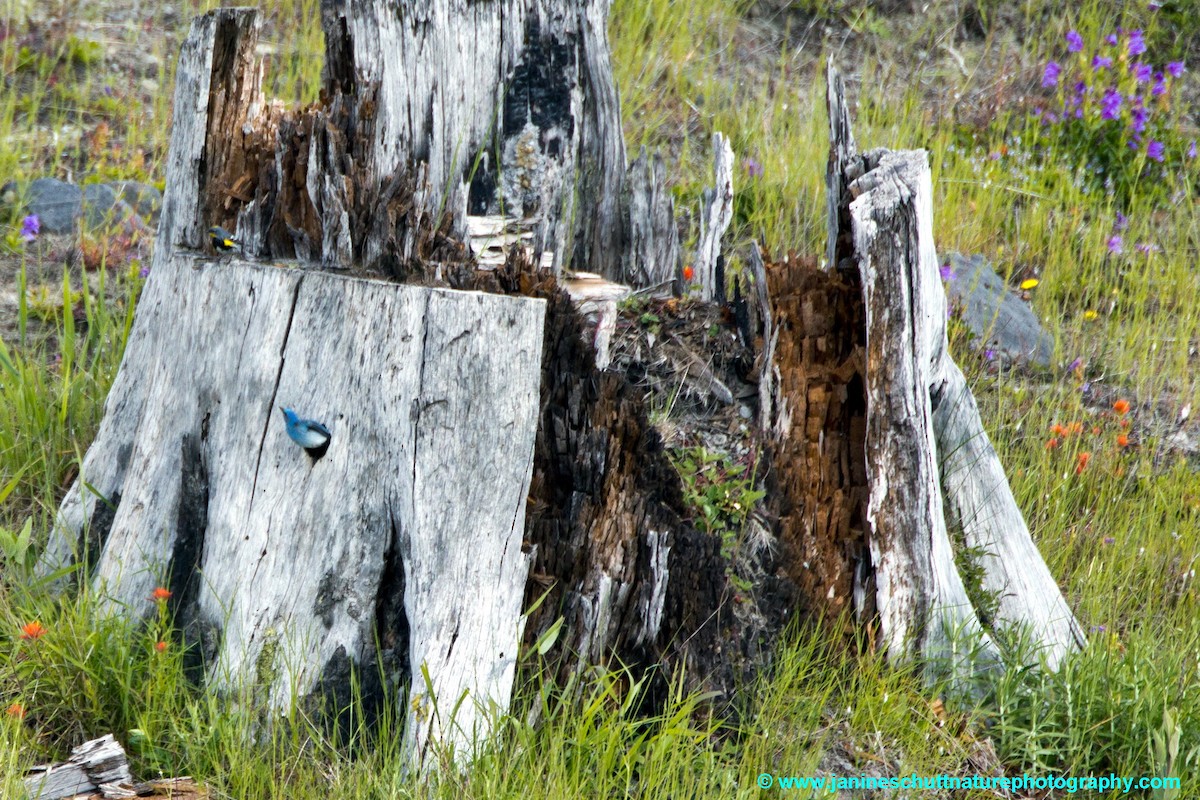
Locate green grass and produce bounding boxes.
[3,0,1200,795]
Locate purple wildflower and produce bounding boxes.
[1107,234,1124,254]
[1166,61,1185,78]
[1131,105,1148,133]
[1105,33,1118,46]
[1189,141,1197,159]
[139,264,151,279]
[744,158,764,178]
[1115,211,1129,231]
[1128,29,1146,57]
[1100,88,1123,120]
[939,263,954,281]
[1066,30,1084,53]
[1133,63,1152,83]
[20,214,39,242]
[1067,357,1083,372]
[985,348,997,362]
[1147,140,1165,162]
[1103,536,1116,545]
[1135,242,1161,254]
[1152,74,1166,97]
[1092,55,1113,71]
[1090,624,1107,633]
[1042,61,1062,88]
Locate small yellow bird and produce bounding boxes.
[208,225,241,253]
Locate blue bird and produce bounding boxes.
[280,407,332,454]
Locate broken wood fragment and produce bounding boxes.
[694,132,735,302]
[24,734,133,800]
[623,148,679,289]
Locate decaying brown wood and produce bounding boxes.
[757,250,870,624]
[175,1,632,278]
[446,261,764,709]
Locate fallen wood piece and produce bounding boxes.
[561,271,632,370]
[24,734,133,800]
[667,332,734,406]
[467,215,555,270]
[932,358,1087,667]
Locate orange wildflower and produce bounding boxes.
[1051,423,1068,437]
[1117,434,1129,448]
[155,641,168,653]
[19,621,46,640]
[1113,399,1130,415]
[1091,426,1101,436]
[682,265,695,282]
[1076,452,1091,474]
[151,587,172,602]
[1069,422,1084,434]
[1046,437,1060,450]
[5,702,24,720]
[1120,418,1130,429]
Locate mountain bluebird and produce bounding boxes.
[280,407,331,454]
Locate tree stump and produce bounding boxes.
[38,6,1086,774]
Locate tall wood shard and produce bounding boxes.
[694,132,735,302]
[823,60,1084,680]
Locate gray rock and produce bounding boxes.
[81,183,123,226]
[108,181,162,220]
[23,177,83,233]
[4,178,155,235]
[943,252,1054,369]
[82,184,152,235]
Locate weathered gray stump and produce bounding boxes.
[623,148,679,291]
[41,9,546,769]
[824,59,1085,678]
